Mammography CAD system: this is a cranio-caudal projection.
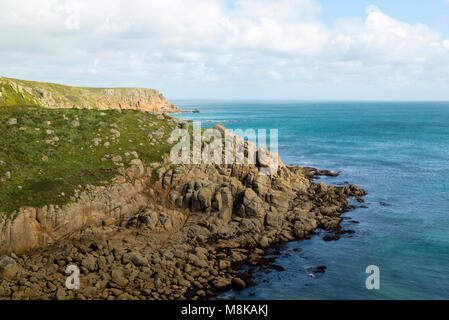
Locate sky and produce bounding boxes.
[1,0,449,100]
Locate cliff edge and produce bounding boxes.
[0,76,180,113]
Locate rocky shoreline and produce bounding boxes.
[0,146,366,299]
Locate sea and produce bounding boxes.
[171,100,449,300]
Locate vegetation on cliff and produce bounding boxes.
[0,106,178,215]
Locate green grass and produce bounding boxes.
[0,81,40,107]
[0,106,178,216]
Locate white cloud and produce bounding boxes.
[0,0,448,99]
[444,39,449,50]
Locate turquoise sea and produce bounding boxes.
[172,101,449,300]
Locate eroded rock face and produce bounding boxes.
[0,168,153,255]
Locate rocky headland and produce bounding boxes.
[0,78,366,300]
[0,76,180,113]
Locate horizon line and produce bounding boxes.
[171,98,449,103]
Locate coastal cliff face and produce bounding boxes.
[0,150,365,256]
[0,76,180,113]
[0,82,366,300]
[0,105,366,300]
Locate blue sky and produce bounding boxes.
[319,0,449,36]
[1,0,449,100]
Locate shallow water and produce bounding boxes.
[172,101,449,300]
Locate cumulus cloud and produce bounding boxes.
[0,0,448,99]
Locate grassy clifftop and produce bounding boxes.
[0,105,179,215]
[0,76,180,113]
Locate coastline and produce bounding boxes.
[0,91,368,300]
[0,130,366,299]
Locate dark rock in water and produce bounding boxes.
[336,229,355,235]
[303,167,339,177]
[192,109,200,113]
[356,197,365,203]
[379,202,391,206]
[271,264,285,271]
[323,235,340,241]
[309,265,327,275]
[343,185,367,197]
[308,266,327,278]
[316,170,339,177]
[350,220,360,224]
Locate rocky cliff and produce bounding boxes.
[0,76,180,113]
[0,106,367,299]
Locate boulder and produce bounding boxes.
[213,277,232,289]
[130,252,148,267]
[111,268,128,287]
[253,175,270,197]
[265,211,281,228]
[189,253,208,268]
[0,256,20,279]
[293,211,318,238]
[238,188,265,219]
[197,187,212,212]
[258,236,270,247]
[267,190,290,211]
[81,255,97,272]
